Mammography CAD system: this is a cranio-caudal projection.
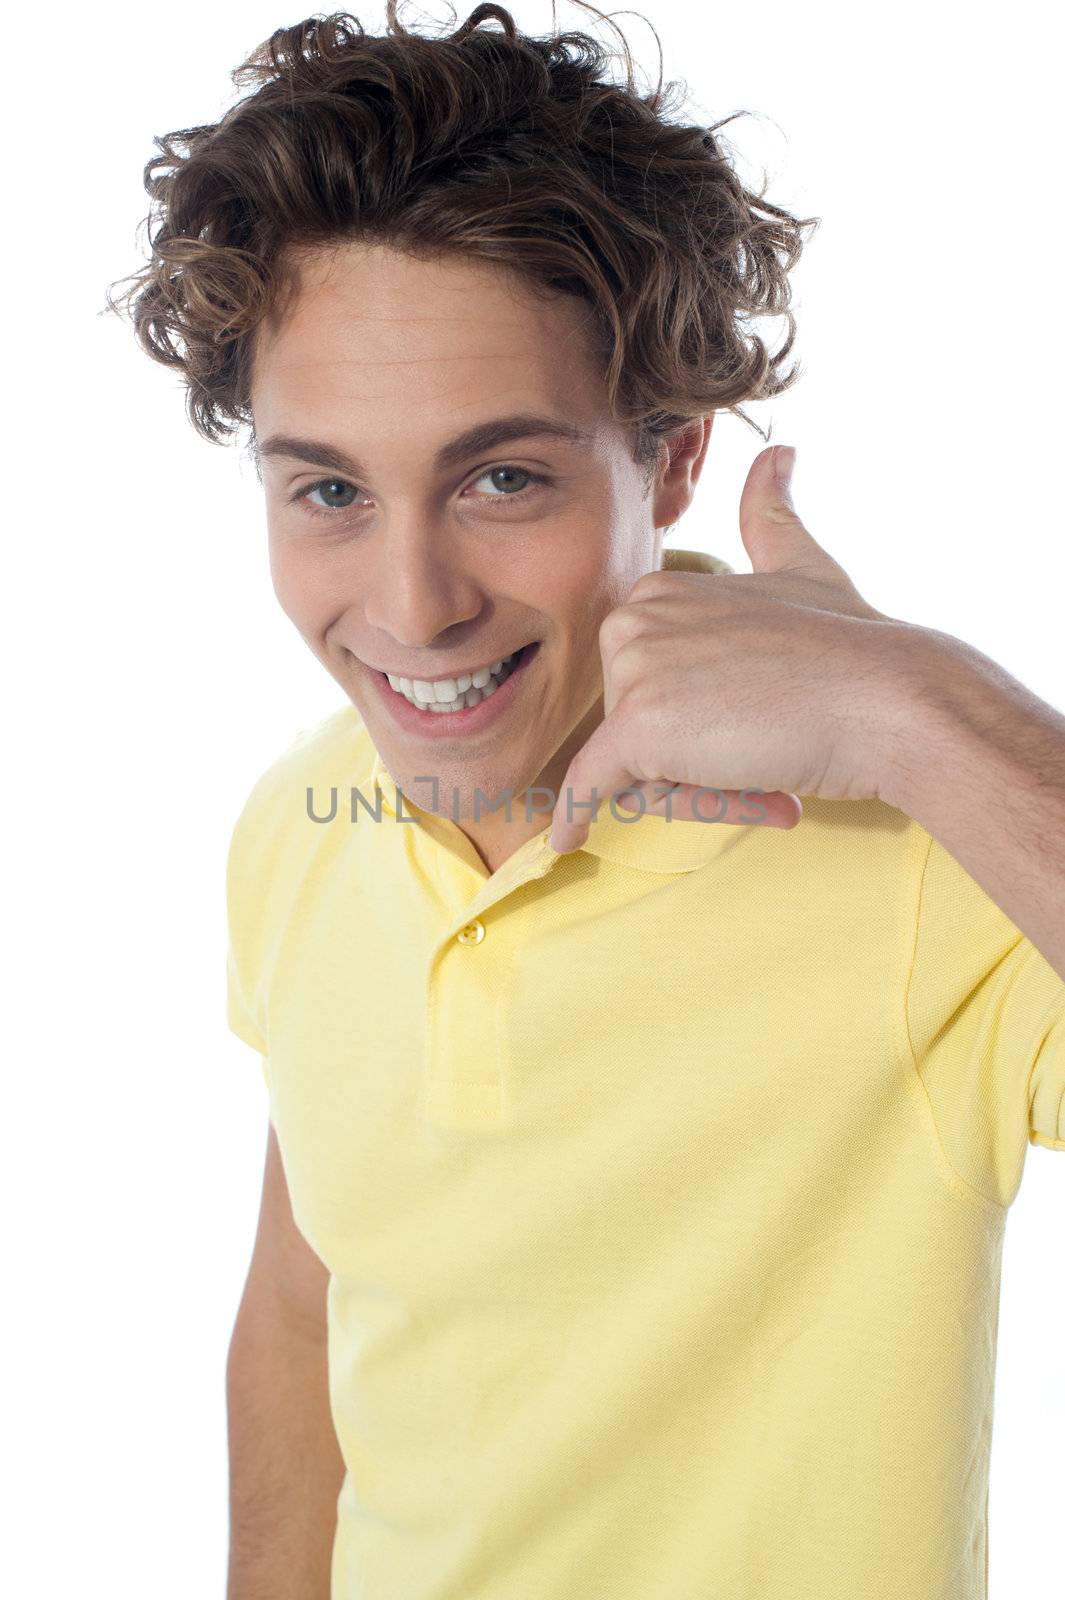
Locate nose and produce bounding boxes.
[361,521,485,651]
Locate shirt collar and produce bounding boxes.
[367,547,739,877]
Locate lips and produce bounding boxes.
[367,637,541,734]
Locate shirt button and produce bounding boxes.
[456,918,486,946]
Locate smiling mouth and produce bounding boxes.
[379,641,539,712]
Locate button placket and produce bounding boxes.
[423,840,557,1129]
[443,838,557,945]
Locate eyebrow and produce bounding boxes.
[251,412,595,481]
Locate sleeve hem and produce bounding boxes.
[1029,1129,1065,1151]
[228,1016,267,1047]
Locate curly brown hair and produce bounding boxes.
[106,0,819,489]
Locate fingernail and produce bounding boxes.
[774,446,796,493]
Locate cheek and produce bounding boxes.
[545,526,625,610]
[267,536,346,631]
[558,553,640,645]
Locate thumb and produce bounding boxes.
[772,443,798,508]
[739,444,832,576]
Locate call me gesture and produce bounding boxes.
[549,445,1065,985]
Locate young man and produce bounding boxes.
[112,7,1064,1597]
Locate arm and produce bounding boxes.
[883,625,1065,983]
[226,1119,345,1599]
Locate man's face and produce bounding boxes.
[249,240,705,839]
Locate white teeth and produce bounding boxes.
[386,646,527,710]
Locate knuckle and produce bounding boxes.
[762,502,803,528]
[609,634,649,682]
[629,569,670,600]
[598,606,633,648]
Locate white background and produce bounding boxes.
[4,1,1062,1593]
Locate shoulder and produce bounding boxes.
[660,546,735,576]
[782,794,1020,928]
[772,792,926,880]
[227,701,375,864]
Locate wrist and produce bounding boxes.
[871,623,982,821]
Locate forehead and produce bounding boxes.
[250,241,607,436]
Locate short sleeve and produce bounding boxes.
[220,707,365,1095]
[905,830,1065,1208]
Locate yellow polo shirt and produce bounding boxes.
[225,548,1064,1600]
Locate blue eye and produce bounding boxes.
[473,465,534,495]
[304,478,361,511]
[467,465,553,502]
[292,464,551,521]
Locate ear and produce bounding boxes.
[651,414,713,530]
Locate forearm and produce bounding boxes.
[226,1296,346,1599]
[885,624,1065,981]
